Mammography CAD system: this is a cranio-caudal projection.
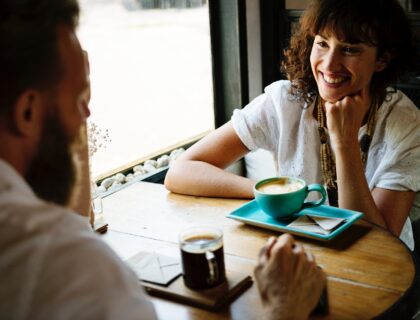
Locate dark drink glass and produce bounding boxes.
[179,227,226,289]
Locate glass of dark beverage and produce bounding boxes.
[179,226,226,289]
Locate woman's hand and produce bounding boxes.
[324,89,371,150]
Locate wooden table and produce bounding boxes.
[100,181,417,319]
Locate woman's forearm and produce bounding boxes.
[334,141,386,228]
[165,159,255,199]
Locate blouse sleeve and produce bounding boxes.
[231,81,288,152]
[372,98,420,192]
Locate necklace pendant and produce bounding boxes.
[360,134,372,153]
[318,127,328,144]
[327,187,338,207]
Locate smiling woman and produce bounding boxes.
[310,35,387,104]
[164,0,420,251]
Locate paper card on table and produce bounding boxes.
[308,215,345,231]
[287,216,330,235]
[126,251,182,286]
[287,215,346,235]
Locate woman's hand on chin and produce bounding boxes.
[324,88,371,150]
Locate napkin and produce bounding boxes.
[287,214,346,235]
[126,251,182,286]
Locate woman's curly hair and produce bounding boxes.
[281,0,419,104]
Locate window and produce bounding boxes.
[77,0,214,179]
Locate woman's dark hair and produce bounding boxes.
[282,0,419,103]
[0,0,80,118]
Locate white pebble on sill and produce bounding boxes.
[157,155,170,168]
[109,182,122,191]
[114,173,125,183]
[133,165,147,174]
[125,173,134,182]
[101,177,115,189]
[144,164,157,172]
[144,159,157,168]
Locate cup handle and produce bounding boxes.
[302,184,327,208]
[205,251,219,285]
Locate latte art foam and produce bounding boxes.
[258,180,303,194]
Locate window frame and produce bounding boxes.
[94,0,250,188]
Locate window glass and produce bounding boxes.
[78,0,214,178]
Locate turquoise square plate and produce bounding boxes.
[227,200,364,241]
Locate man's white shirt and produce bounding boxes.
[0,159,157,320]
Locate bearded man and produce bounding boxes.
[0,1,156,318]
[0,1,324,319]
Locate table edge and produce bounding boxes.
[375,243,419,319]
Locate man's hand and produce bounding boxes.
[69,124,91,219]
[254,234,326,320]
[68,50,92,219]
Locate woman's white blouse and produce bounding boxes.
[232,80,420,250]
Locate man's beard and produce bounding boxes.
[25,113,77,206]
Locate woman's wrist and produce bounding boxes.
[330,136,360,155]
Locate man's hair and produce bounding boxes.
[282,0,419,103]
[0,0,80,118]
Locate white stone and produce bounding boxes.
[112,181,121,187]
[109,182,122,192]
[157,155,170,168]
[133,165,147,174]
[125,173,134,182]
[144,159,157,168]
[144,163,157,172]
[101,177,115,189]
[114,173,125,183]
[170,148,185,161]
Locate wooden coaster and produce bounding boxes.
[141,270,253,311]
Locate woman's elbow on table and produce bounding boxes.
[164,161,183,193]
[164,158,199,194]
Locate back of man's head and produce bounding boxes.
[0,0,80,124]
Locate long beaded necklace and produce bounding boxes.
[316,96,379,207]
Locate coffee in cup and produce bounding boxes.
[257,179,304,194]
[254,176,327,220]
[179,227,226,289]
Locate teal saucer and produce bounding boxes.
[227,200,364,241]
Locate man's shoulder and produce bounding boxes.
[0,200,123,291]
[0,200,91,244]
[0,202,99,284]
[0,202,157,320]
[35,216,157,319]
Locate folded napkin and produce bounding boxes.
[126,251,182,286]
[287,214,346,235]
